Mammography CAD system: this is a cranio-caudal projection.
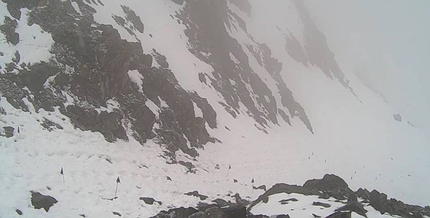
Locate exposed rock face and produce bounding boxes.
[293,0,348,87]
[179,0,313,132]
[0,0,216,158]
[30,191,58,212]
[65,105,127,142]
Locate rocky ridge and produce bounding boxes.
[152,174,430,218]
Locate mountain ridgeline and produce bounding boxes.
[0,0,351,158]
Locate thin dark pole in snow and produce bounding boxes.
[251,178,254,193]
[226,165,231,177]
[115,177,121,198]
[60,167,65,183]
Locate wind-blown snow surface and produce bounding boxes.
[1,0,429,217]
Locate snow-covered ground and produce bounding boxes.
[1,0,429,217]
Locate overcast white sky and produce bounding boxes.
[305,0,430,128]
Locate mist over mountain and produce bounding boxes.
[0,0,429,217]
[306,0,430,128]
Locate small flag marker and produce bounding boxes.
[60,167,65,183]
[115,177,121,198]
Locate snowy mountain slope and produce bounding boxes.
[1,0,429,217]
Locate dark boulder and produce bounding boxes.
[139,197,162,205]
[0,16,19,45]
[303,174,353,200]
[3,126,15,138]
[313,201,331,208]
[393,114,402,122]
[279,198,298,204]
[304,174,349,192]
[30,191,58,212]
[185,191,208,200]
